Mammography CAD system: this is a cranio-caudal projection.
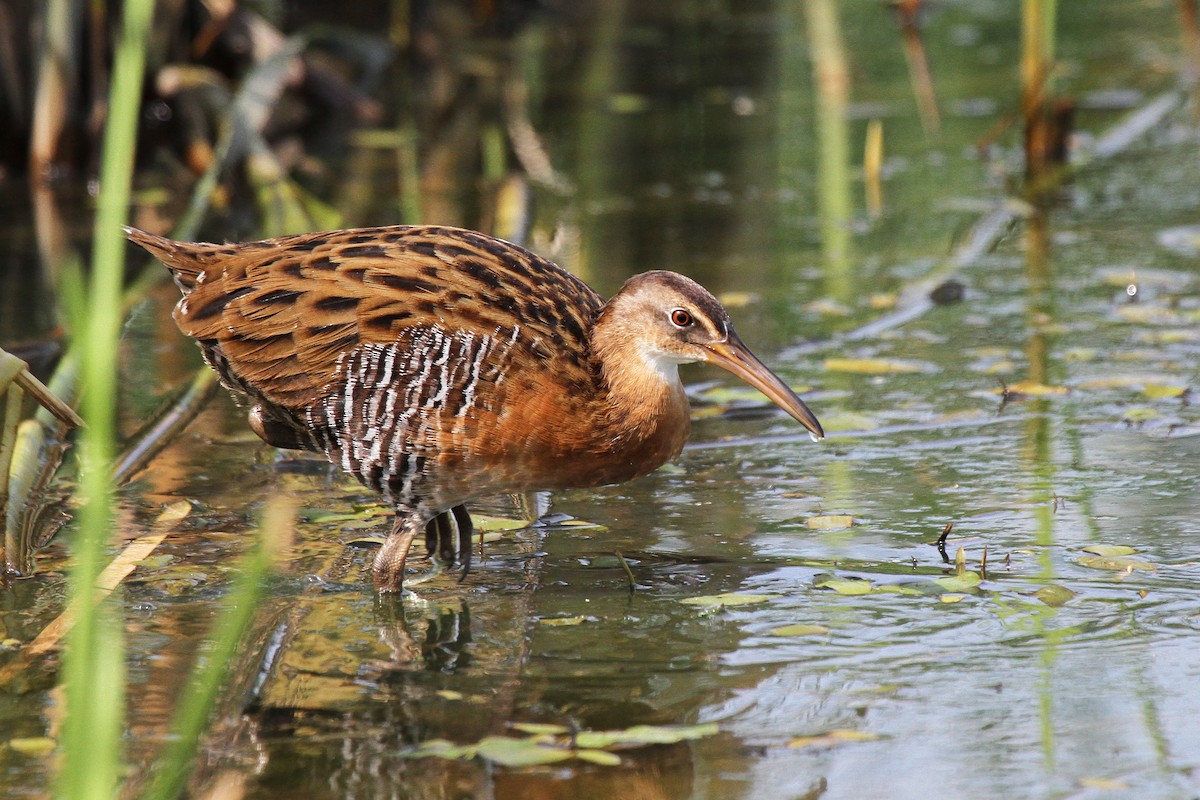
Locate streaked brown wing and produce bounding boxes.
[133,225,605,417]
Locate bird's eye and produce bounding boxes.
[669,308,693,328]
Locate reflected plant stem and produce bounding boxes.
[1024,206,1060,771]
[803,0,853,300]
[896,6,941,137]
[574,0,625,288]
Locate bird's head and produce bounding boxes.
[596,271,824,440]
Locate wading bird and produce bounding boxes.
[128,225,823,592]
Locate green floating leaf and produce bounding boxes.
[788,729,879,749]
[1081,544,1137,557]
[824,357,927,375]
[473,515,530,532]
[939,594,966,603]
[556,518,608,529]
[680,593,773,609]
[1143,383,1188,399]
[1033,585,1075,607]
[476,735,574,767]
[538,616,592,627]
[933,572,982,592]
[574,723,719,749]
[304,507,388,524]
[402,738,476,761]
[575,749,623,766]
[815,579,873,596]
[770,624,830,637]
[875,584,922,596]
[806,514,855,531]
[510,722,571,736]
[1122,406,1160,423]
[1078,555,1156,572]
[8,737,56,755]
[818,412,880,433]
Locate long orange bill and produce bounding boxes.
[702,332,824,440]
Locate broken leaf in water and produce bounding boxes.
[475,735,574,767]
[1033,585,1076,607]
[815,578,873,595]
[1121,406,1160,423]
[1078,555,1156,572]
[939,594,966,603]
[538,615,592,626]
[1143,383,1188,399]
[510,722,571,736]
[770,623,830,637]
[1078,776,1131,791]
[680,593,773,609]
[824,357,927,374]
[787,729,879,749]
[473,515,529,532]
[806,514,854,530]
[875,584,923,596]
[303,507,388,524]
[574,749,623,766]
[999,381,1069,397]
[1081,544,1137,557]
[933,572,981,592]
[7,737,56,755]
[817,412,879,433]
[716,290,755,308]
[573,723,719,749]
[555,517,608,529]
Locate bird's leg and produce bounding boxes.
[374,513,423,593]
[434,511,457,564]
[451,504,473,581]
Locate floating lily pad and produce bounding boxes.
[770,623,830,637]
[817,413,880,433]
[475,735,574,766]
[1122,406,1160,423]
[823,357,926,375]
[875,584,923,596]
[939,594,966,603]
[573,723,719,749]
[538,615,592,626]
[473,515,529,532]
[787,729,880,749]
[716,290,755,308]
[1078,776,1131,791]
[1143,384,1188,399]
[680,593,773,608]
[999,381,1069,397]
[7,737,55,755]
[806,514,855,530]
[1033,585,1075,607]
[554,518,608,529]
[510,722,571,736]
[574,749,623,766]
[1078,555,1156,572]
[933,572,982,592]
[1081,544,1137,557]
[815,578,873,595]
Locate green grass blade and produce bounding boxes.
[56,0,154,796]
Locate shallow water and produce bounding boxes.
[3,1,1200,798]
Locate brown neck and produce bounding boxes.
[587,310,691,481]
